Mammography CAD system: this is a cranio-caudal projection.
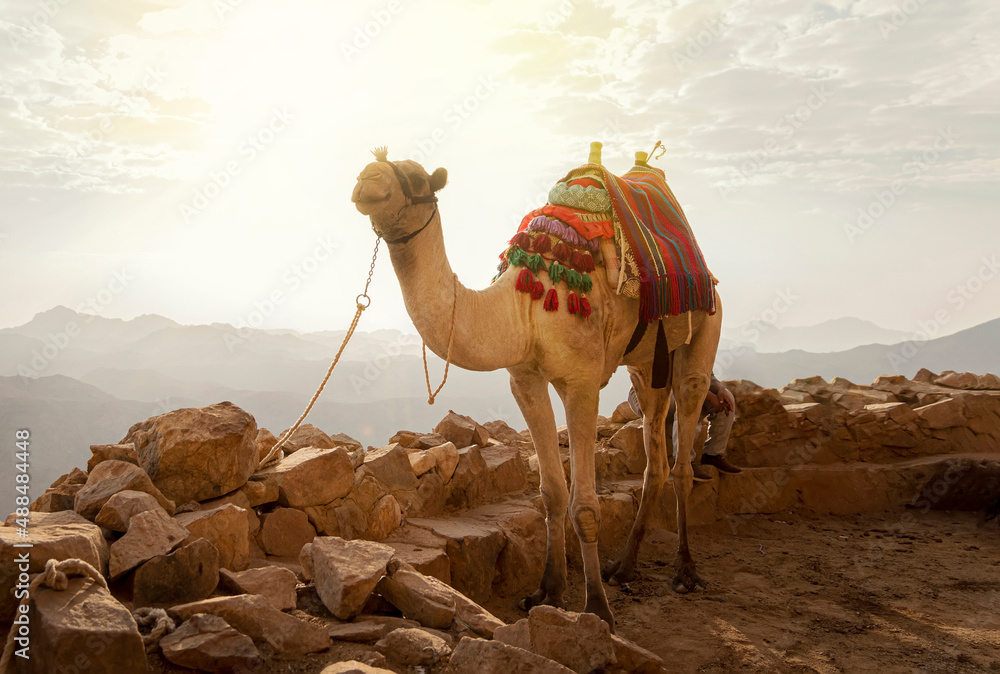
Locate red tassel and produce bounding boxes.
[580,297,592,318]
[516,268,533,293]
[543,288,558,312]
[580,253,596,273]
[532,233,551,254]
[552,241,571,262]
[568,292,580,315]
[570,250,585,271]
[510,231,532,250]
[531,280,544,300]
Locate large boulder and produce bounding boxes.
[374,627,451,666]
[368,495,403,541]
[159,613,260,672]
[0,521,109,622]
[22,576,148,673]
[493,605,616,674]
[94,490,163,532]
[108,508,188,580]
[609,421,645,474]
[383,525,451,583]
[175,504,251,571]
[448,638,573,673]
[312,537,395,619]
[133,538,220,607]
[377,560,505,637]
[219,565,298,611]
[121,401,258,503]
[255,446,355,507]
[914,397,966,429]
[86,442,139,472]
[433,411,490,447]
[259,507,316,558]
[407,516,506,603]
[170,594,330,656]
[74,460,174,521]
[278,422,338,452]
[428,442,460,483]
[320,662,395,674]
[362,444,419,493]
[466,502,545,598]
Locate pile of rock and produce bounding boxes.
[1,401,659,672]
[594,369,1000,481]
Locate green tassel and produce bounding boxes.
[581,274,593,293]
[507,246,527,267]
[565,269,582,289]
[548,262,564,284]
[526,254,545,273]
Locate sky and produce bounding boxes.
[2,0,999,343]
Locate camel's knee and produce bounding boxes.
[675,373,711,413]
[570,503,601,544]
[676,372,710,397]
[541,488,569,520]
[643,450,668,484]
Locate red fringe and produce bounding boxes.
[532,233,551,254]
[568,292,580,315]
[510,231,532,250]
[543,288,558,312]
[580,252,596,273]
[516,268,533,293]
[552,241,571,262]
[580,297,592,318]
[531,280,544,300]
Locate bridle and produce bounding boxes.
[373,152,438,245]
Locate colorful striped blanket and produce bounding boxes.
[575,163,717,323]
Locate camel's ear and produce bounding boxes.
[429,167,448,192]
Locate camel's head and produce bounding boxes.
[352,148,448,242]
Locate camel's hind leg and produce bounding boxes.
[602,367,670,585]
[509,366,569,611]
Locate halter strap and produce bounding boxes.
[378,157,438,205]
[382,205,438,244]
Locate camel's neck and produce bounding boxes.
[385,209,529,372]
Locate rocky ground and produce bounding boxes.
[139,508,1000,673]
[2,368,999,673]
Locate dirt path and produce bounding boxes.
[492,508,1000,673]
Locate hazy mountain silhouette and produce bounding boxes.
[721,317,911,354]
[1,307,997,510]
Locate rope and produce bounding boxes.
[0,558,108,673]
[422,273,459,405]
[133,607,175,650]
[258,237,381,469]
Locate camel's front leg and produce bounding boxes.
[602,368,670,586]
[509,366,569,611]
[555,379,615,632]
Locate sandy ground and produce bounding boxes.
[144,506,1000,673]
[524,508,1000,674]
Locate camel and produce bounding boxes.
[351,149,723,631]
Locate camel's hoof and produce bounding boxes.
[602,558,637,585]
[584,598,616,634]
[672,563,707,594]
[519,589,564,612]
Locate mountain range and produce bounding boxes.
[1,307,997,511]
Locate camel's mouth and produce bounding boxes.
[351,180,392,215]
